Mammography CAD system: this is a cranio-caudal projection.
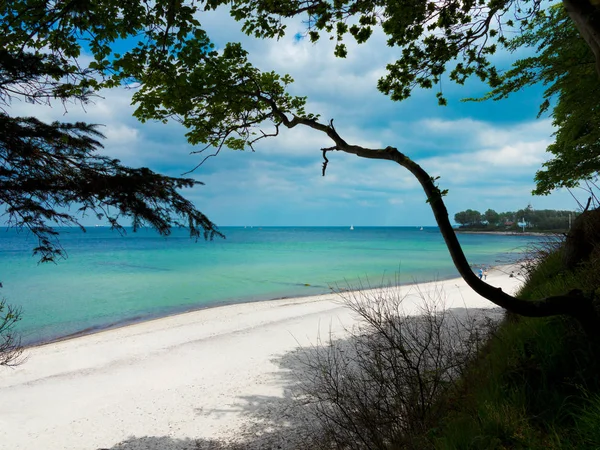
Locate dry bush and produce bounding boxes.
[518,234,564,277]
[0,299,23,367]
[296,282,501,450]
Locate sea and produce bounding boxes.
[0,226,542,345]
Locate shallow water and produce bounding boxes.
[0,226,540,344]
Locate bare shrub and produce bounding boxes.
[0,299,24,367]
[296,282,501,449]
[518,234,564,277]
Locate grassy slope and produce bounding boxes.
[429,249,600,449]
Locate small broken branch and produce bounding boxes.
[321,145,336,176]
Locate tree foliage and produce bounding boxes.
[455,206,577,230]
[474,5,600,195]
[1,112,219,262]
[484,208,500,226]
[213,0,547,104]
[0,0,557,153]
[0,5,222,262]
[454,209,483,227]
[3,0,598,184]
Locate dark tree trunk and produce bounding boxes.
[563,0,600,76]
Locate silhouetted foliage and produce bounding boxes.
[475,6,600,194]
[0,49,221,262]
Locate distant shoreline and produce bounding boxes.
[455,230,562,237]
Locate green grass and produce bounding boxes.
[425,245,600,450]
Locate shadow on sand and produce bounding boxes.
[99,435,250,449]
[98,344,324,450]
[100,307,504,450]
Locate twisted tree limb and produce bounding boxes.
[263,99,599,333]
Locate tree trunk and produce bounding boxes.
[563,0,600,76]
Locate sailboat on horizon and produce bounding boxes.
[350,225,354,230]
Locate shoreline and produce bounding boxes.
[0,265,525,450]
[455,230,562,236]
[25,265,514,349]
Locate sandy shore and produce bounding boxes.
[0,267,524,450]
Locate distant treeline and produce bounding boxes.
[454,205,578,232]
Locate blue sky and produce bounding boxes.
[13,5,586,227]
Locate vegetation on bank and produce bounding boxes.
[428,241,600,449]
[454,205,578,233]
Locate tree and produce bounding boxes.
[0,6,222,263]
[454,209,482,227]
[0,107,220,262]
[466,209,483,227]
[484,209,500,227]
[459,207,576,230]
[475,5,599,195]
[4,0,600,332]
[454,211,468,226]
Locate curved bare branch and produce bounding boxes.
[260,99,598,328]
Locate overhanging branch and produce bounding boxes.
[261,97,596,324]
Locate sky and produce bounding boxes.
[11,4,587,227]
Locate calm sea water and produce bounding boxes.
[0,227,540,345]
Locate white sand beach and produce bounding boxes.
[0,267,524,450]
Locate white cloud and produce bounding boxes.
[412,118,555,191]
[474,141,549,167]
[419,117,554,148]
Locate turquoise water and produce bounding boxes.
[0,227,539,344]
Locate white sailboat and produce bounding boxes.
[350,225,354,230]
